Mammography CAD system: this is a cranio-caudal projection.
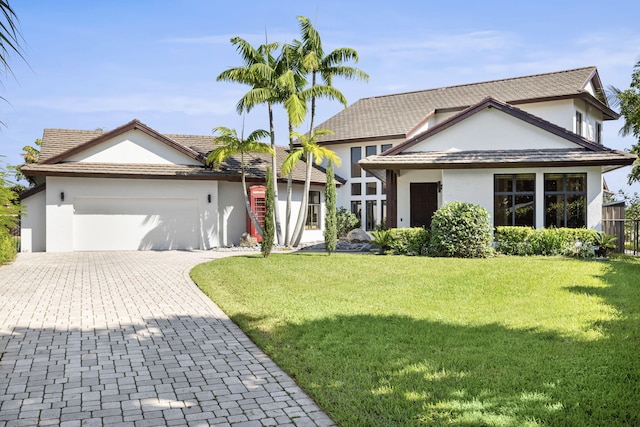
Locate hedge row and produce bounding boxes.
[495,226,600,257]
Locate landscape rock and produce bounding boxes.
[239,232,258,247]
[346,228,371,243]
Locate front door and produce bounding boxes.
[410,183,438,228]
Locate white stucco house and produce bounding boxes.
[20,119,333,252]
[313,66,636,231]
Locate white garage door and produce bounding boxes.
[73,197,199,251]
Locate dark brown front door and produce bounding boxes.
[410,183,438,228]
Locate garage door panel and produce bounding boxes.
[73,198,199,251]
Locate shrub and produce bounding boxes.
[388,228,430,256]
[336,207,359,238]
[324,162,338,255]
[495,226,535,256]
[261,166,275,258]
[0,227,17,264]
[429,202,493,258]
[370,229,393,254]
[495,226,601,257]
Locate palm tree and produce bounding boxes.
[1,1,24,81]
[207,126,273,236]
[295,16,369,132]
[217,37,285,244]
[282,129,341,247]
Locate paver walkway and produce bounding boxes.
[0,251,335,427]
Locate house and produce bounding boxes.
[19,119,333,252]
[313,66,636,231]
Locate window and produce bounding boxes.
[306,191,321,229]
[494,174,535,227]
[381,200,387,228]
[382,181,386,195]
[351,183,361,196]
[365,145,376,177]
[575,111,583,136]
[351,201,362,222]
[544,173,586,228]
[381,143,392,153]
[595,122,602,144]
[366,182,377,195]
[351,147,361,177]
[366,200,377,231]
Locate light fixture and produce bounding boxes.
[60,192,65,202]
[207,194,211,203]
[437,181,442,193]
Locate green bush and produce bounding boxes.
[429,202,493,258]
[388,228,430,256]
[336,207,360,238]
[0,228,17,264]
[495,226,600,257]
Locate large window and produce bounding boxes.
[544,173,586,228]
[494,174,535,227]
[351,147,361,178]
[365,145,376,177]
[366,200,377,231]
[351,201,362,223]
[351,183,361,196]
[596,122,602,144]
[306,191,321,229]
[381,143,393,153]
[366,182,377,195]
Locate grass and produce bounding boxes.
[190,254,640,426]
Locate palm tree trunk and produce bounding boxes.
[285,122,294,246]
[241,153,263,236]
[291,152,313,247]
[268,103,283,245]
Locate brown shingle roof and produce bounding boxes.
[316,67,616,144]
[29,121,336,185]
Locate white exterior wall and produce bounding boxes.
[395,166,603,231]
[405,108,577,153]
[517,100,575,132]
[45,177,219,252]
[218,181,324,246]
[67,130,201,165]
[20,190,46,252]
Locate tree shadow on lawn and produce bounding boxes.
[230,260,640,427]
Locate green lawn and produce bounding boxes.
[190,254,640,426]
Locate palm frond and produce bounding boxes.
[281,148,304,175]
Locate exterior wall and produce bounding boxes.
[324,138,402,230]
[516,100,575,132]
[395,166,603,231]
[217,181,325,246]
[20,190,46,252]
[66,129,201,165]
[405,108,578,153]
[44,177,219,252]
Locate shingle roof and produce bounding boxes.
[28,121,335,185]
[315,67,616,144]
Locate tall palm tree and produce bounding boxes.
[295,16,369,132]
[217,37,285,244]
[207,126,273,236]
[282,129,341,247]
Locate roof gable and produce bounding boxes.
[383,97,606,156]
[41,120,207,165]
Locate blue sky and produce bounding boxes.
[2,0,640,193]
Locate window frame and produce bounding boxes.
[493,174,536,227]
[543,173,587,228]
[350,147,362,178]
[305,190,321,230]
[575,111,583,136]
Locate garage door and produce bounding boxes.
[73,197,199,251]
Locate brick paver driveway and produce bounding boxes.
[0,251,335,427]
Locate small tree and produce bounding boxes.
[207,126,273,236]
[261,166,275,257]
[429,202,493,258]
[324,161,337,254]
